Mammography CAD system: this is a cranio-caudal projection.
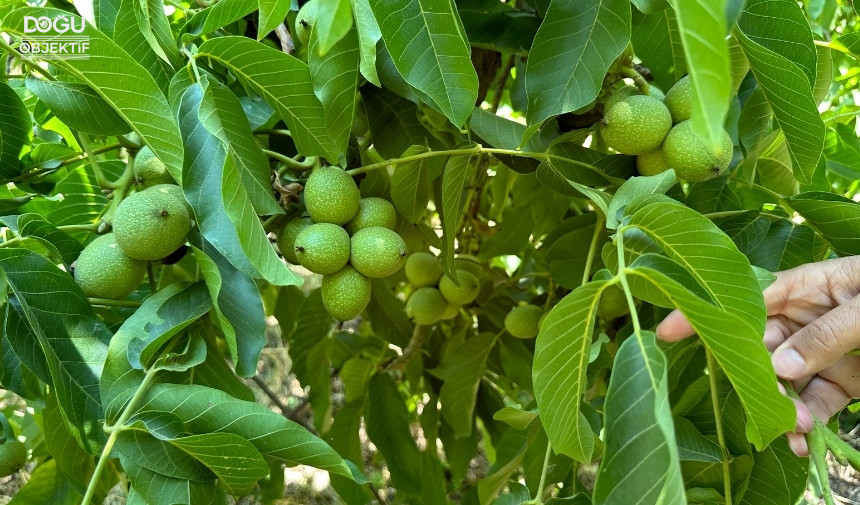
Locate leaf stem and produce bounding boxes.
[78,134,115,189]
[532,443,553,504]
[383,325,427,372]
[581,214,604,286]
[0,37,58,80]
[345,146,547,177]
[705,349,733,505]
[87,298,142,308]
[619,66,651,95]
[263,149,317,173]
[614,230,642,338]
[81,367,160,505]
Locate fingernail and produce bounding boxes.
[772,348,806,378]
[788,433,809,457]
[777,383,786,394]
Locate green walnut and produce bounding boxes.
[440,302,460,320]
[504,304,544,339]
[276,216,313,264]
[597,285,630,319]
[453,254,485,281]
[405,287,447,325]
[636,146,669,176]
[664,75,692,123]
[134,155,175,188]
[345,197,397,235]
[604,84,638,112]
[75,234,147,299]
[663,120,733,182]
[601,95,672,155]
[304,166,360,225]
[438,270,480,305]
[294,222,351,275]
[321,265,371,321]
[146,184,192,215]
[349,227,407,278]
[646,85,665,101]
[0,439,26,477]
[113,186,191,260]
[404,252,443,287]
[294,1,318,46]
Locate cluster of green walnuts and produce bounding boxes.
[601,75,733,182]
[74,148,191,299]
[276,166,407,321]
[402,252,482,325]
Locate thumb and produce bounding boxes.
[771,295,860,380]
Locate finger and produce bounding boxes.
[770,295,860,379]
[788,432,809,457]
[655,309,695,342]
[763,315,796,351]
[817,354,860,398]
[798,376,852,423]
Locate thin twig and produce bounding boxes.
[250,375,316,433]
[274,23,295,55]
[383,325,427,373]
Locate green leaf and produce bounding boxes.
[631,8,686,91]
[365,373,424,494]
[309,23,360,160]
[620,201,796,449]
[283,289,332,434]
[429,331,498,437]
[25,77,130,136]
[0,249,111,453]
[593,331,684,505]
[43,394,107,498]
[789,192,860,256]
[606,170,677,229]
[125,283,211,371]
[181,0,257,40]
[666,0,731,151]
[733,29,825,185]
[737,438,807,505]
[315,0,353,55]
[137,382,359,479]
[112,0,173,94]
[391,145,433,224]
[735,0,817,87]
[525,0,631,128]
[120,457,219,505]
[360,86,446,162]
[195,36,342,161]
[745,219,817,271]
[493,406,538,431]
[198,76,282,216]
[175,79,301,286]
[457,0,541,55]
[3,8,185,182]
[533,280,606,462]
[351,0,382,86]
[366,278,413,348]
[122,430,270,495]
[257,0,290,40]
[0,82,31,180]
[534,145,613,215]
[440,149,475,277]
[5,213,82,269]
[100,283,205,419]
[368,0,479,127]
[191,239,266,378]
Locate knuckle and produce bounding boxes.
[805,317,844,355]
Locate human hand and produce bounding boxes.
[656,256,860,456]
